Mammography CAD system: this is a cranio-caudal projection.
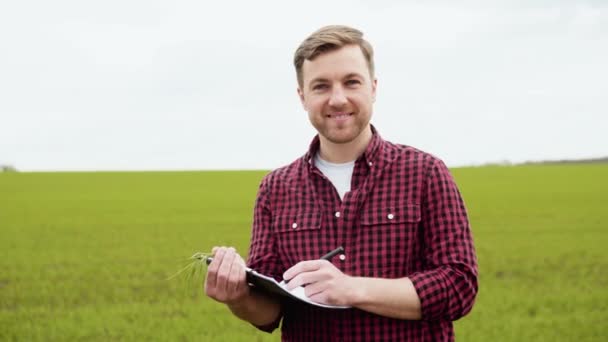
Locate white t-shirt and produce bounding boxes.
[314,152,355,200]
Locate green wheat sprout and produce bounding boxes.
[167,252,211,283]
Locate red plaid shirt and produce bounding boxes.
[247,127,478,342]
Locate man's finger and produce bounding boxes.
[206,246,227,289]
[226,251,244,294]
[285,272,311,290]
[216,248,236,291]
[303,281,327,302]
[283,260,327,281]
[285,267,333,290]
[234,254,247,293]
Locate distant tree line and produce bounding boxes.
[0,164,17,172]
[522,157,608,165]
[481,157,608,167]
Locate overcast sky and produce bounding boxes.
[1,0,606,171]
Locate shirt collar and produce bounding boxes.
[304,124,387,170]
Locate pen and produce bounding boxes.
[281,247,345,284]
[206,246,345,265]
[320,246,344,261]
[206,246,345,266]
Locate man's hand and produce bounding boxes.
[204,246,249,305]
[284,260,422,320]
[283,260,360,307]
[203,246,282,327]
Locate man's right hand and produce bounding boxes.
[204,246,250,305]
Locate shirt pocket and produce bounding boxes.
[271,209,323,265]
[358,202,422,274]
[361,202,421,226]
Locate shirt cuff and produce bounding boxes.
[409,269,449,320]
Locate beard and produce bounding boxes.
[310,114,371,145]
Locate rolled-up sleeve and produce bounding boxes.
[409,158,478,321]
[246,174,283,332]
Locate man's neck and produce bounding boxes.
[318,125,373,163]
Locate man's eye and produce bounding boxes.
[346,79,361,86]
[313,84,328,91]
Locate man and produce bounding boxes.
[204,25,478,341]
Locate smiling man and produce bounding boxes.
[298,43,375,161]
[204,25,478,341]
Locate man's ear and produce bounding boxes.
[297,87,307,110]
[371,78,378,102]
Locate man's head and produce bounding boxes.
[294,25,375,89]
[294,25,377,149]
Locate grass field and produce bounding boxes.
[1,164,607,341]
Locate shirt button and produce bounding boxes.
[292,222,298,229]
[335,211,341,218]
[339,254,346,261]
[387,213,395,220]
[368,162,373,167]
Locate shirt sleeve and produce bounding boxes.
[408,158,478,321]
[246,174,283,332]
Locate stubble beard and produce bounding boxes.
[312,115,370,145]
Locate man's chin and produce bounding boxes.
[321,131,359,145]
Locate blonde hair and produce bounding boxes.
[294,25,375,87]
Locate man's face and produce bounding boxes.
[298,45,377,145]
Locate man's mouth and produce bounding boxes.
[326,112,353,118]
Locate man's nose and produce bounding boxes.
[328,86,348,107]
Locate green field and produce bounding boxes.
[1,164,607,341]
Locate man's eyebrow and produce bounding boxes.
[308,77,329,86]
[343,73,364,80]
[308,73,365,88]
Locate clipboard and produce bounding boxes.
[206,257,350,309]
